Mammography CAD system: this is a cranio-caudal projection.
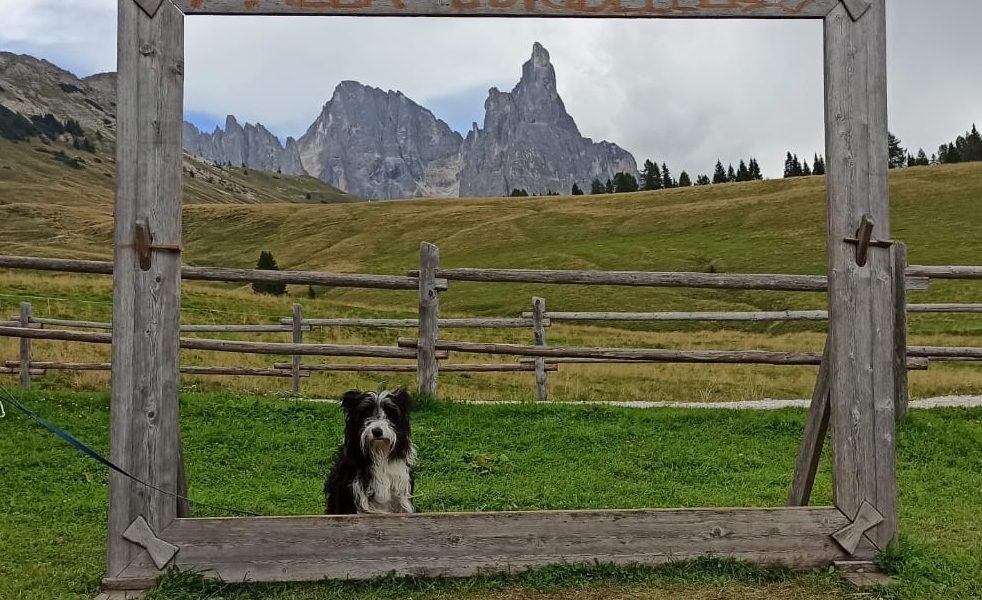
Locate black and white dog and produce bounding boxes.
[324,389,417,515]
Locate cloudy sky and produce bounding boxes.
[1,0,979,179]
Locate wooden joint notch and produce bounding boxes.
[132,0,167,18]
[122,516,179,570]
[844,214,893,267]
[834,560,893,588]
[832,502,885,554]
[135,218,182,271]
[839,0,872,21]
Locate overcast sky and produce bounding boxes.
[1,0,979,179]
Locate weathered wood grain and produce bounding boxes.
[399,338,825,365]
[788,343,831,507]
[291,304,303,395]
[893,244,909,421]
[824,0,897,550]
[531,297,548,402]
[531,310,830,322]
[174,0,840,19]
[281,317,546,328]
[109,0,185,578]
[0,367,45,375]
[274,363,556,373]
[0,255,444,291]
[906,265,982,280]
[116,507,870,582]
[907,346,982,359]
[1,361,310,377]
[19,302,31,388]
[418,243,440,397]
[907,304,982,313]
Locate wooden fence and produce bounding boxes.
[1,250,981,406]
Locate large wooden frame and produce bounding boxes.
[108,0,897,589]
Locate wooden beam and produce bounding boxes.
[109,0,185,578]
[788,343,832,507]
[274,363,557,373]
[114,507,871,583]
[0,255,445,291]
[19,302,32,388]
[417,242,440,397]
[280,317,546,328]
[399,338,825,365]
[530,310,830,322]
[291,304,303,395]
[893,244,910,421]
[173,0,840,19]
[824,0,897,550]
[532,297,548,402]
[907,304,982,313]
[906,265,982,280]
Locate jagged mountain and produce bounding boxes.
[296,81,463,200]
[460,43,637,197]
[184,117,307,176]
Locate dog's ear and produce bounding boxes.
[340,390,364,412]
[391,387,413,412]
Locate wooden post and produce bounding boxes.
[788,342,832,506]
[824,0,897,551]
[19,302,32,388]
[109,0,185,579]
[291,304,303,395]
[417,243,440,397]
[532,297,548,402]
[893,243,910,421]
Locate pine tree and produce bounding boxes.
[641,160,662,190]
[590,178,604,194]
[784,152,795,178]
[793,154,804,177]
[252,251,287,296]
[915,149,929,166]
[605,178,614,194]
[678,171,692,187]
[748,158,763,180]
[696,174,711,186]
[888,132,906,169]
[713,160,727,184]
[571,183,584,195]
[736,160,750,182]
[660,163,673,189]
[727,164,736,183]
[813,154,826,175]
[802,160,811,176]
[613,172,638,193]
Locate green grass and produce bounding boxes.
[1,389,980,599]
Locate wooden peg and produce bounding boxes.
[122,516,179,570]
[840,0,872,21]
[832,502,885,555]
[132,0,166,18]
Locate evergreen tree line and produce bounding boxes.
[783,153,825,178]
[712,158,764,183]
[894,125,982,167]
[0,106,96,152]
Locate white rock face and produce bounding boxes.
[296,81,464,200]
[458,42,638,197]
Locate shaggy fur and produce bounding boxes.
[324,389,417,515]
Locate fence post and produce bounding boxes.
[532,297,548,402]
[19,302,32,388]
[893,242,909,421]
[418,242,440,397]
[291,304,303,395]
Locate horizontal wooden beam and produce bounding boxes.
[273,362,557,373]
[409,268,928,292]
[0,367,45,375]
[400,338,824,365]
[907,304,982,314]
[516,356,929,370]
[173,0,839,19]
[114,506,869,583]
[0,326,420,359]
[907,346,982,360]
[0,255,443,291]
[906,265,982,280]
[529,310,829,322]
[3,361,311,377]
[11,316,310,333]
[280,317,546,329]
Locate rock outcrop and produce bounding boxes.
[183,116,307,176]
[296,81,463,200]
[459,42,637,197]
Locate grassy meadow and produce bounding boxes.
[0,390,980,599]
[1,159,981,401]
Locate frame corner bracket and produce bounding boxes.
[122,516,179,570]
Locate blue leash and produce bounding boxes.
[0,386,260,516]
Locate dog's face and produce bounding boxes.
[341,389,413,458]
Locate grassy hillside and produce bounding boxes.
[0,161,980,400]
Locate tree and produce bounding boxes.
[605,178,614,194]
[509,188,529,197]
[641,160,662,190]
[252,251,287,296]
[813,154,826,175]
[660,163,673,189]
[888,131,906,169]
[695,174,711,186]
[915,148,929,166]
[613,172,639,193]
[726,164,736,183]
[736,160,750,182]
[802,160,811,176]
[792,154,803,177]
[678,171,692,187]
[571,183,584,195]
[783,152,795,178]
[748,158,763,180]
[712,160,728,184]
[590,178,605,194]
